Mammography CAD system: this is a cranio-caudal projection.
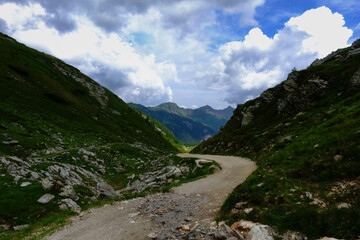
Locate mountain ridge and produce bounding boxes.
[129,102,234,144]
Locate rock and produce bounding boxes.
[20,182,31,187]
[280,136,293,144]
[337,203,351,209]
[244,208,253,214]
[147,232,158,239]
[0,224,10,230]
[314,144,319,148]
[30,171,40,180]
[115,167,128,173]
[235,202,247,209]
[127,173,135,180]
[59,198,81,213]
[172,167,182,178]
[246,225,274,240]
[2,139,19,145]
[130,180,147,193]
[231,220,258,231]
[97,182,118,198]
[180,166,190,174]
[37,194,55,204]
[41,178,53,191]
[13,224,29,230]
[333,155,344,162]
[180,224,190,231]
[318,238,339,240]
[242,106,255,126]
[59,185,78,201]
[305,192,313,200]
[195,159,212,168]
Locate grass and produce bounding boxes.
[194,45,360,238]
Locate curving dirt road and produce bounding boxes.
[46,154,257,240]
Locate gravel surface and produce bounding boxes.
[46,154,257,240]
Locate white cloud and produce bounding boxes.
[202,6,353,103]
[285,6,353,57]
[0,3,175,105]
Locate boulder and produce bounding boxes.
[41,178,53,191]
[37,194,55,204]
[59,185,78,201]
[59,198,81,213]
[20,182,31,187]
[337,203,351,209]
[333,155,344,162]
[246,225,274,240]
[97,182,118,198]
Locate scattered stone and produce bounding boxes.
[280,136,293,144]
[318,238,339,240]
[305,192,313,200]
[20,182,31,187]
[2,139,19,145]
[180,225,190,231]
[333,155,344,162]
[130,220,136,224]
[244,208,253,214]
[30,171,40,181]
[147,232,158,239]
[97,182,118,198]
[235,202,247,209]
[246,225,274,240]
[337,203,351,209]
[0,224,10,230]
[59,185,78,201]
[41,178,53,191]
[314,144,319,148]
[37,194,55,204]
[59,198,81,213]
[128,212,140,218]
[115,167,128,174]
[13,224,29,230]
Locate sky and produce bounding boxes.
[0,0,359,109]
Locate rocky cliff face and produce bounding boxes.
[194,39,360,155]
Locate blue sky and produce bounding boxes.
[0,0,359,109]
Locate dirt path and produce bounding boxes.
[46,154,257,240]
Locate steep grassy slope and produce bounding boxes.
[129,102,233,145]
[193,41,360,238]
[0,33,216,239]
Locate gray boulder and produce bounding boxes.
[41,178,54,191]
[97,182,118,198]
[59,185,78,201]
[246,225,274,240]
[59,198,81,213]
[37,194,55,204]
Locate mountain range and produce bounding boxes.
[129,102,234,145]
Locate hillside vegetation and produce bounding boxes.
[193,40,360,238]
[129,102,233,145]
[0,33,216,239]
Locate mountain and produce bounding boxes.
[129,102,234,145]
[129,103,216,144]
[193,40,360,238]
[0,33,214,236]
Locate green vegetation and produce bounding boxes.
[194,43,360,238]
[0,33,217,239]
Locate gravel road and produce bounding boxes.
[46,154,257,240]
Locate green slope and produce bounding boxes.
[0,33,208,239]
[193,40,360,238]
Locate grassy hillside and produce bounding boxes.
[0,33,215,239]
[193,40,360,238]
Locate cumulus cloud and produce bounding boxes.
[0,2,175,105]
[202,6,353,104]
